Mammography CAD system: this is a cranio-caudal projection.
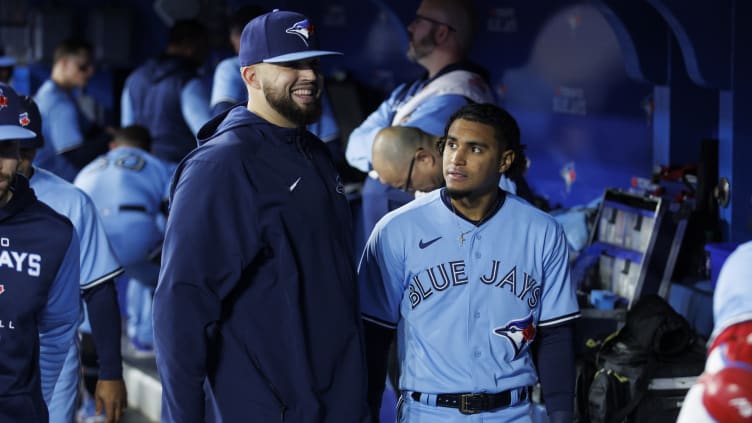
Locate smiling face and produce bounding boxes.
[443,118,514,200]
[258,58,323,126]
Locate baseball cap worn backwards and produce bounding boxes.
[0,83,36,141]
[239,9,342,66]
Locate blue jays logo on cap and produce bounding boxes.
[0,284,4,295]
[0,83,36,141]
[19,112,30,127]
[286,19,314,46]
[493,312,536,358]
[0,90,8,109]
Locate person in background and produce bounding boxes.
[677,241,752,423]
[121,19,210,165]
[18,96,127,423]
[0,82,81,423]
[345,0,496,246]
[359,103,578,423]
[34,38,110,182]
[75,125,172,357]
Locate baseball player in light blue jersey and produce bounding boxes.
[18,96,127,423]
[677,241,752,423]
[33,39,110,182]
[359,103,579,423]
[75,125,172,353]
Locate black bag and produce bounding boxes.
[585,295,698,423]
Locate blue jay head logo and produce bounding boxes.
[285,19,315,47]
[493,312,536,358]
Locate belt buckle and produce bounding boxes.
[459,393,485,415]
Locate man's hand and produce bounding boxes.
[95,379,128,423]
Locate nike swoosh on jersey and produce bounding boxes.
[289,177,302,192]
[419,236,442,249]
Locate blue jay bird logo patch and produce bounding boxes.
[493,312,536,358]
[286,20,314,46]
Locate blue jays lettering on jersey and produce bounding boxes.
[154,105,368,423]
[0,175,80,422]
[359,189,580,397]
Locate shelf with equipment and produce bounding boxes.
[580,189,689,319]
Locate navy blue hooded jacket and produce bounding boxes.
[0,175,80,423]
[154,106,369,423]
[123,56,197,163]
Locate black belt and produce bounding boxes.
[411,387,530,414]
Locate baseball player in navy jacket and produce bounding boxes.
[154,10,369,423]
[0,82,81,422]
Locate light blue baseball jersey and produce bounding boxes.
[30,167,123,290]
[74,146,172,274]
[29,166,123,423]
[711,241,752,340]
[359,189,580,396]
[33,80,92,181]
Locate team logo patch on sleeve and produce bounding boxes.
[493,312,536,358]
[286,20,315,46]
[19,112,30,126]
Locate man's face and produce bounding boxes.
[0,141,19,207]
[443,118,512,200]
[260,59,323,126]
[406,0,448,62]
[62,50,94,88]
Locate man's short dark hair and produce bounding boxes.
[114,125,152,151]
[53,38,93,63]
[440,102,528,179]
[168,19,208,47]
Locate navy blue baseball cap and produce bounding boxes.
[18,96,43,149]
[0,83,36,141]
[238,9,342,66]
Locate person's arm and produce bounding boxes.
[154,158,260,423]
[82,281,127,423]
[345,84,408,173]
[181,78,211,136]
[358,218,405,421]
[39,233,81,403]
[535,222,580,422]
[121,85,134,127]
[210,57,245,115]
[400,94,470,136]
[534,323,575,423]
[363,320,395,421]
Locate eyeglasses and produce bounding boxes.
[77,62,93,72]
[401,156,416,193]
[414,14,456,32]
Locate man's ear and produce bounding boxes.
[241,65,260,89]
[498,149,515,173]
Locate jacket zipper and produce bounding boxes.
[248,353,289,420]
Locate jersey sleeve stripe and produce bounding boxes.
[362,313,398,330]
[80,267,125,290]
[538,311,581,327]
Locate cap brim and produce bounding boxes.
[0,57,16,67]
[0,125,37,141]
[263,50,343,64]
